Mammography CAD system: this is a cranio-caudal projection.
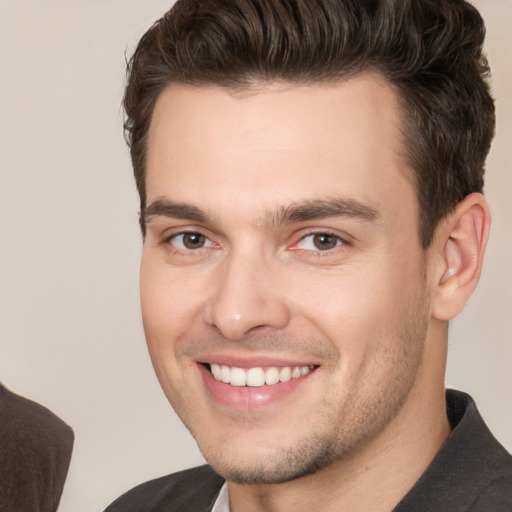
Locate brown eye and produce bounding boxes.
[182,233,206,249]
[295,233,343,252]
[312,233,339,250]
[170,232,211,250]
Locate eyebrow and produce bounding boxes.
[268,198,379,226]
[144,199,210,225]
[143,196,379,229]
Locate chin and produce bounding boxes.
[197,430,341,484]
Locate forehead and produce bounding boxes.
[145,74,414,224]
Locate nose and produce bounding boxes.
[204,252,291,341]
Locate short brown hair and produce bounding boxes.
[124,0,495,247]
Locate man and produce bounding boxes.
[106,0,512,510]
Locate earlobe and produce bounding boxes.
[431,193,490,321]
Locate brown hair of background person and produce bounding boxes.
[0,383,73,512]
[123,0,495,248]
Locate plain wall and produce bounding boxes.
[0,2,510,511]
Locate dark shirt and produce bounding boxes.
[0,384,74,512]
[105,390,512,512]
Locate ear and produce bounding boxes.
[430,193,490,321]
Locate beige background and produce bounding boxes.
[0,1,510,511]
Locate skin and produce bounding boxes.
[140,74,489,512]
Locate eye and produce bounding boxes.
[169,232,214,250]
[296,233,343,251]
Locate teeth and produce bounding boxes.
[209,363,314,387]
[211,364,222,381]
[230,367,247,387]
[221,365,231,384]
[279,367,292,382]
[247,367,266,387]
[265,367,280,385]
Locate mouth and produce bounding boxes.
[205,363,317,387]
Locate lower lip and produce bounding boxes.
[198,364,315,410]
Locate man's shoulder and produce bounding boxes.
[104,465,224,512]
[394,390,512,512]
[470,469,512,511]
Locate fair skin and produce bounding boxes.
[140,74,489,512]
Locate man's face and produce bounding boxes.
[141,75,435,483]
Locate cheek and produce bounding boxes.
[139,259,203,400]
[288,260,422,356]
[289,264,387,329]
[140,257,207,343]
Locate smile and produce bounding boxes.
[208,363,316,387]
